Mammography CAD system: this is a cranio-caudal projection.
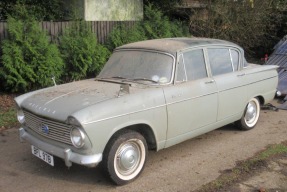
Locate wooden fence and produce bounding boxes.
[0,21,136,44]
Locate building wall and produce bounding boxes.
[84,0,143,21]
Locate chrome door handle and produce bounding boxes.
[205,80,215,84]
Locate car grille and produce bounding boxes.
[23,110,73,145]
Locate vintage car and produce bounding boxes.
[16,38,278,185]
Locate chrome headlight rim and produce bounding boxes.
[70,127,86,148]
[17,109,25,124]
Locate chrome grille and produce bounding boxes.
[23,110,72,145]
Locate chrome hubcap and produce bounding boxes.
[245,101,257,123]
[116,142,140,175]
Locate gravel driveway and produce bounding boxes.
[0,101,286,192]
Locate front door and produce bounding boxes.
[164,49,218,147]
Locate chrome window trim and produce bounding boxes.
[112,49,176,86]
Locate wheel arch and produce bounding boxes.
[256,95,265,105]
[104,123,157,152]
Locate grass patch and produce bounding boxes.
[196,142,287,192]
[0,94,18,130]
[0,107,18,129]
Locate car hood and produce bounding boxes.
[18,79,128,122]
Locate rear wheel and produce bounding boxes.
[236,97,260,130]
[103,130,147,185]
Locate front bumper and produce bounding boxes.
[19,127,102,167]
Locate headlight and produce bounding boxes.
[17,109,25,124]
[70,127,85,148]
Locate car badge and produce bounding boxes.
[41,124,49,134]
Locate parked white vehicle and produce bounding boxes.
[16,38,278,185]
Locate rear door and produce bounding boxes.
[207,47,247,121]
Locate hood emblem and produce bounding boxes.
[40,124,49,134]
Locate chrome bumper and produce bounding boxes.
[19,128,102,167]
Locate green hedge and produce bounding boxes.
[0,5,64,92]
[106,4,189,50]
[59,21,110,82]
[0,4,189,93]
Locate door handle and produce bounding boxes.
[205,80,215,84]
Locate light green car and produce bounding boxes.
[16,38,278,185]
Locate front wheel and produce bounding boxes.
[236,97,260,130]
[103,130,147,185]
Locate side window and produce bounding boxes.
[208,48,233,76]
[176,54,187,82]
[230,50,239,71]
[183,49,207,81]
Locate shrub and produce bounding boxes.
[0,4,64,92]
[189,0,287,57]
[106,23,147,51]
[106,4,189,51]
[0,0,66,21]
[59,21,110,82]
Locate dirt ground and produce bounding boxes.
[233,156,287,192]
[0,98,286,192]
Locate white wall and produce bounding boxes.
[84,0,143,21]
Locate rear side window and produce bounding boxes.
[208,48,233,76]
[183,49,207,81]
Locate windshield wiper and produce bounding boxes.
[97,76,126,80]
[131,78,158,83]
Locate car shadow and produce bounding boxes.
[217,123,240,131]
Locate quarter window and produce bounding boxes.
[183,49,207,80]
[208,48,233,76]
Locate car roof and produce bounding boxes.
[116,37,241,56]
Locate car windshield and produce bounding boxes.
[97,50,174,84]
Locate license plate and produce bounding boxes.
[31,145,54,166]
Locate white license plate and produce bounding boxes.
[31,145,54,166]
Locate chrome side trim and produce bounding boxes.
[83,104,167,125]
[166,92,217,106]
[83,76,277,125]
[218,76,278,92]
[83,91,218,125]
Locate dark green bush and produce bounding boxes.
[106,23,147,51]
[189,0,287,57]
[0,0,66,21]
[106,4,189,51]
[0,5,64,92]
[59,21,110,81]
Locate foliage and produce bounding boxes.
[106,23,147,51]
[0,94,18,130]
[0,4,64,92]
[189,0,287,58]
[0,0,66,21]
[143,0,182,16]
[59,21,110,81]
[0,107,17,129]
[107,4,189,50]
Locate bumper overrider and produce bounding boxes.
[19,127,102,167]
